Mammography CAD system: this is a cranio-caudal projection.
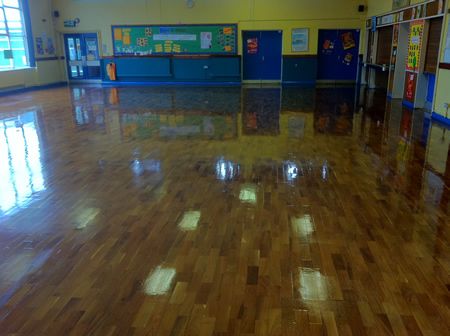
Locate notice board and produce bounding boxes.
[112,24,237,56]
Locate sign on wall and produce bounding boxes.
[292,28,309,52]
[406,20,424,72]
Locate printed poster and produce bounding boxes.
[341,32,356,50]
[406,20,424,72]
[292,28,308,52]
[35,37,44,55]
[247,38,258,54]
[201,32,212,49]
[47,37,55,55]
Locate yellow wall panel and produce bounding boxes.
[434,69,450,117]
[52,0,366,56]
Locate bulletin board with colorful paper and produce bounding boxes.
[112,24,237,56]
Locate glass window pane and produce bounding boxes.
[0,35,12,70]
[5,7,22,35]
[10,36,26,67]
[1,4,29,69]
[3,0,20,8]
[0,10,6,34]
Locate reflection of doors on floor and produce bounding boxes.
[64,33,101,80]
[242,30,283,81]
[317,29,360,82]
[242,88,281,135]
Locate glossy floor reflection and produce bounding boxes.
[0,85,449,335]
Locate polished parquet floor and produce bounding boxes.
[0,85,449,336]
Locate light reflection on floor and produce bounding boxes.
[0,111,45,215]
[144,266,176,296]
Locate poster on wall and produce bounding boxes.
[35,37,44,55]
[341,32,356,50]
[247,38,258,54]
[201,32,212,49]
[406,20,424,72]
[292,28,308,52]
[47,37,55,55]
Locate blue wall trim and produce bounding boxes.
[402,100,415,109]
[101,81,240,86]
[431,112,450,128]
[426,73,436,103]
[22,0,35,67]
[101,57,241,83]
[282,56,317,84]
[282,81,316,86]
[0,82,67,97]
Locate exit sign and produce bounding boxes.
[64,20,76,27]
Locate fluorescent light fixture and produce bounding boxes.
[299,268,328,301]
[291,215,314,238]
[144,266,176,295]
[178,211,201,231]
[239,184,257,204]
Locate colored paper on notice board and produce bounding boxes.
[223,27,233,35]
[123,32,131,45]
[406,20,424,72]
[114,28,122,41]
[247,38,258,54]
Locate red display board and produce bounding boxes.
[404,72,417,102]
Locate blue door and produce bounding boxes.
[242,30,282,81]
[64,33,101,80]
[317,29,360,81]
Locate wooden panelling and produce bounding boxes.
[376,26,393,65]
[424,17,443,74]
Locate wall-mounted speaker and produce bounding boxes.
[358,5,365,12]
[53,10,60,18]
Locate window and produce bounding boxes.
[0,0,30,70]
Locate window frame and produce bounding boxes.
[0,0,34,71]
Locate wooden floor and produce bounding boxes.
[0,85,449,335]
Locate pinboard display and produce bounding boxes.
[112,24,237,56]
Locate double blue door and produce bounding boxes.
[317,29,360,81]
[242,31,283,81]
[64,33,101,80]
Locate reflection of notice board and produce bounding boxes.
[112,24,237,55]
